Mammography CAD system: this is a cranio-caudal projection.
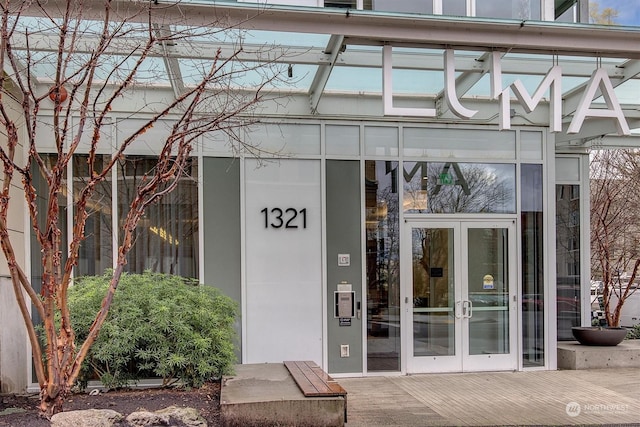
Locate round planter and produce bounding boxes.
[571,326,628,346]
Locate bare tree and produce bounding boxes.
[589,1,620,25]
[590,149,640,327]
[0,0,286,417]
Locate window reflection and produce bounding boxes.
[443,0,466,16]
[476,0,541,20]
[371,0,433,14]
[412,227,455,357]
[522,164,544,366]
[30,154,67,325]
[556,184,581,340]
[74,155,113,276]
[118,156,199,278]
[325,0,356,8]
[403,162,516,214]
[366,160,401,372]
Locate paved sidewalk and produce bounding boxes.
[339,368,640,426]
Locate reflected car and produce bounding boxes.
[522,294,544,311]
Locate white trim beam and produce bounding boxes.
[22,1,640,59]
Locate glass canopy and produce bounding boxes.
[5,0,640,141]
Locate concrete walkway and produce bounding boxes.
[339,368,640,426]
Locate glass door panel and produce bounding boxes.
[406,222,462,372]
[466,227,510,355]
[412,227,455,357]
[462,222,517,371]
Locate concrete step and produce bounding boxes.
[220,363,345,427]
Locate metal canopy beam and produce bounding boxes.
[153,24,185,98]
[308,34,344,114]
[556,116,640,145]
[23,1,640,59]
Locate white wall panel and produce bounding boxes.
[245,159,323,363]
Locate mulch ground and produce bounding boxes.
[0,381,221,426]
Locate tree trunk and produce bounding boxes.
[39,384,70,419]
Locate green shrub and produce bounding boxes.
[626,324,640,340]
[69,271,237,389]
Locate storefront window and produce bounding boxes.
[521,164,544,366]
[73,155,113,277]
[371,0,433,14]
[443,0,466,16]
[366,160,401,372]
[117,156,199,278]
[30,154,67,324]
[556,184,581,340]
[476,0,541,20]
[325,0,356,8]
[403,162,516,214]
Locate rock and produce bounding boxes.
[126,410,171,426]
[156,406,207,427]
[50,405,206,427]
[51,408,123,427]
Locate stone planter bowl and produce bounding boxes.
[571,326,628,346]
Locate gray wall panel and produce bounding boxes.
[202,157,242,360]
[326,160,363,374]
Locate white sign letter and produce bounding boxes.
[568,68,630,135]
[490,52,513,130]
[444,50,478,119]
[509,66,563,132]
[383,45,437,117]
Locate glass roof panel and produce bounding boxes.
[285,64,317,90]
[613,79,640,104]
[562,76,590,93]
[325,66,382,92]
[391,69,443,95]
[14,50,170,85]
[178,58,309,90]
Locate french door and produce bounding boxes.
[404,220,517,373]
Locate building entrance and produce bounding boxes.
[404,220,517,372]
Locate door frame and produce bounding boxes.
[401,218,519,374]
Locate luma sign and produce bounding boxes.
[382,47,631,135]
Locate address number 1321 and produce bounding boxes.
[261,207,307,229]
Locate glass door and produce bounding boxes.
[405,220,517,373]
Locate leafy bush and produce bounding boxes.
[626,324,640,340]
[69,271,237,389]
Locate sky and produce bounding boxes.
[594,0,640,26]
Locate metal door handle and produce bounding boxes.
[462,300,473,318]
[455,301,462,319]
